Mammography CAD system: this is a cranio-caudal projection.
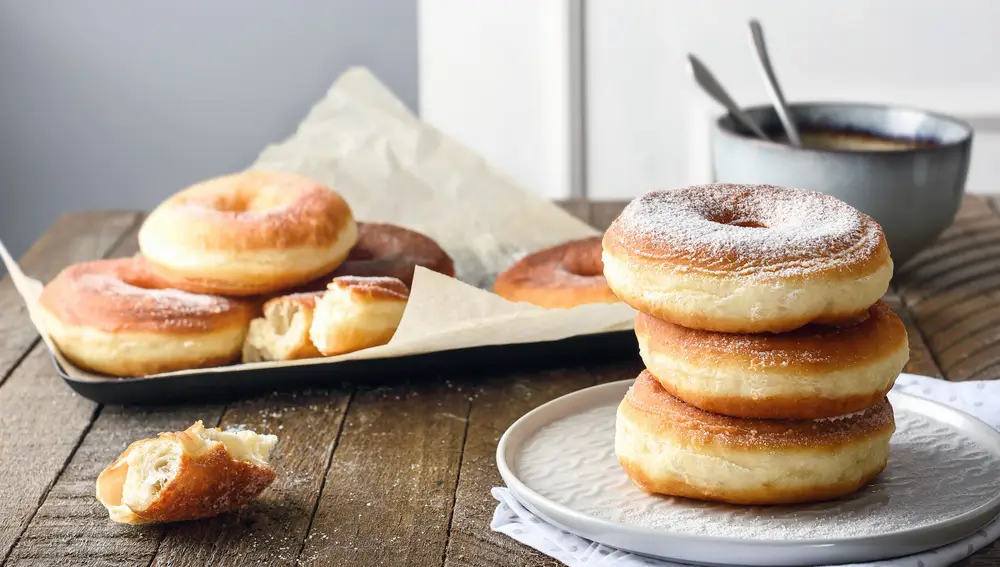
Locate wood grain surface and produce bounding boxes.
[3,197,1000,567]
[0,212,140,565]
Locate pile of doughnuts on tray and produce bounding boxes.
[38,170,455,377]
[604,183,909,505]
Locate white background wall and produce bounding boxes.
[419,0,575,201]
[0,0,417,261]
[421,0,1000,200]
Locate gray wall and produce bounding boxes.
[0,0,418,264]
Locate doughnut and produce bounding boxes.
[636,301,909,419]
[39,258,256,377]
[493,236,619,308]
[602,184,893,333]
[330,222,455,287]
[615,372,894,505]
[242,292,324,363]
[97,421,277,524]
[138,170,358,296]
[309,276,409,356]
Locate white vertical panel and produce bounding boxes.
[586,0,1000,199]
[419,0,573,199]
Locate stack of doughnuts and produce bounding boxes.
[603,183,909,505]
[39,170,455,377]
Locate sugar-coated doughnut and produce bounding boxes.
[242,292,325,363]
[603,184,893,333]
[331,222,455,287]
[96,421,277,524]
[616,372,894,505]
[493,236,619,308]
[138,170,358,296]
[636,301,908,419]
[39,258,256,377]
[310,276,409,356]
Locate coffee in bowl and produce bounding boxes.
[778,129,940,152]
[712,101,973,266]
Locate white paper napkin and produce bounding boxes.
[491,374,1000,567]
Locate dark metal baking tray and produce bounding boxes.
[54,330,638,405]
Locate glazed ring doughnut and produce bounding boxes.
[138,170,358,296]
[493,236,619,309]
[39,258,256,377]
[636,300,909,419]
[615,372,895,505]
[602,184,893,333]
[330,222,455,287]
[309,276,410,356]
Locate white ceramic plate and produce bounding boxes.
[496,374,1000,566]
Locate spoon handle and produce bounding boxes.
[748,20,802,146]
[687,54,770,141]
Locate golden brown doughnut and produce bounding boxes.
[636,301,909,419]
[602,184,893,333]
[493,236,619,308]
[138,170,358,296]
[96,421,277,524]
[39,258,256,377]
[310,276,409,356]
[615,372,895,505]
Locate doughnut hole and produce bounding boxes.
[181,183,300,214]
[347,247,377,262]
[561,244,605,278]
[203,189,291,214]
[729,220,767,229]
[707,209,769,229]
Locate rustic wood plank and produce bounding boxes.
[883,294,943,378]
[901,267,1000,368]
[443,368,593,567]
[894,194,1000,386]
[297,380,469,567]
[444,360,643,567]
[895,196,995,279]
[150,389,351,567]
[11,215,353,566]
[589,201,627,232]
[896,226,1000,289]
[934,311,1000,370]
[896,218,1000,280]
[909,276,1000,340]
[900,256,1000,309]
[0,212,142,564]
[0,212,139,389]
[5,404,217,567]
[7,216,229,567]
[958,194,993,219]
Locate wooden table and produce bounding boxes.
[2,197,999,567]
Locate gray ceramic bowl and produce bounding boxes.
[712,103,973,267]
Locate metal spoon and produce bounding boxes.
[748,19,801,146]
[687,54,770,141]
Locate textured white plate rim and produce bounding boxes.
[496,374,1000,555]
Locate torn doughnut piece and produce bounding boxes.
[96,421,278,524]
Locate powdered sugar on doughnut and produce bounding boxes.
[328,275,410,300]
[611,184,886,279]
[39,259,252,333]
[81,275,222,309]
